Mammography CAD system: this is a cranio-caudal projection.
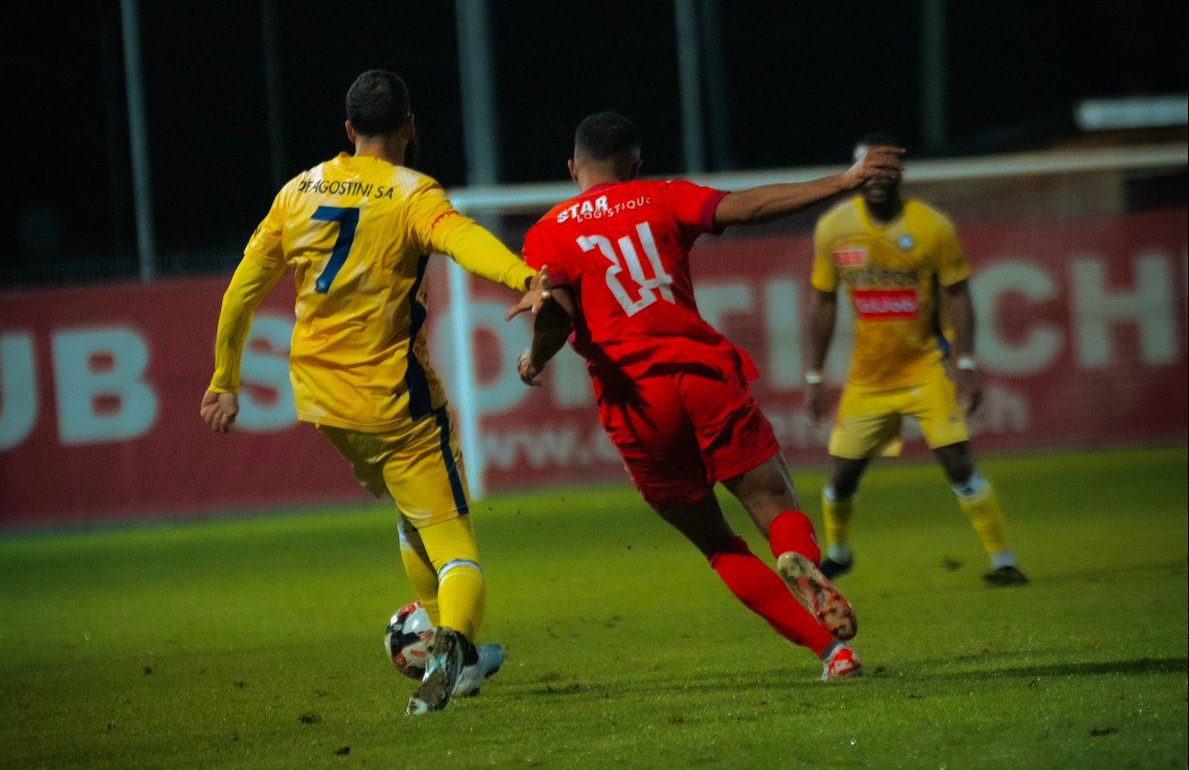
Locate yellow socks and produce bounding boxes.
[953,475,1010,559]
[397,518,441,625]
[821,486,855,562]
[414,515,486,641]
[435,562,486,641]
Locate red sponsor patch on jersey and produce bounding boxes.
[853,289,919,320]
[832,248,867,267]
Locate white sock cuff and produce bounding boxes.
[991,550,1016,569]
[438,559,483,581]
[827,544,853,563]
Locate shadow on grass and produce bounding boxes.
[1044,560,1187,584]
[507,657,1189,701]
[971,656,1189,680]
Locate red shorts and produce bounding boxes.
[594,366,781,510]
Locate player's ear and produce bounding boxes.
[567,158,578,184]
[629,158,642,180]
[403,113,417,140]
[345,119,357,144]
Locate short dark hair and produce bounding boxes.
[346,70,411,136]
[574,112,641,163]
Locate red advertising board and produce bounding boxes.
[1,209,1186,526]
[474,209,1189,491]
[0,278,368,526]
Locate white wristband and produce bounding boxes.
[956,356,977,371]
[805,371,823,385]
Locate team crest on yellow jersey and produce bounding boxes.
[833,247,867,267]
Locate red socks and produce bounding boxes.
[709,536,834,656]
[769,510,821,565]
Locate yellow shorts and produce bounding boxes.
[318,407,471,528]
[828,368,969,460]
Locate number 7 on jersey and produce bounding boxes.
[311,205,360,293]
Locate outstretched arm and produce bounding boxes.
[713,145,903,229]
[433,215,537,292]
[408,183,537,293]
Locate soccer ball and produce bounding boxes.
[385,600,434,679]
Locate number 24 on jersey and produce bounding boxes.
[577,222,674,317]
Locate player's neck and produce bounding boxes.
[864,194,903,225]
[578,172,629,192]
[353,136,409,167]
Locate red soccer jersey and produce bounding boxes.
[523,179,756,381]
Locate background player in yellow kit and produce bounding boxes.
[199,70,540,714]
[805,133,1028,588]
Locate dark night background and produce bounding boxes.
[4,1,1186,285]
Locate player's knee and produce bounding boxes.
[935,443,976,483]
[729,461,796,510]
[829,460,867,500]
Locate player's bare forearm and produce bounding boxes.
[530,299,572,369]
[945,280,983,414]
[714,146,904,229]
[714,178,848,228]
[808,289,838,372]
[944,281,976,359]
[804,289,838,425]
[518,295,573,386]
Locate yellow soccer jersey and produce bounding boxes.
[210,153,535,431]
[812,196,970,390]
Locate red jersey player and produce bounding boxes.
[508,112,903,681]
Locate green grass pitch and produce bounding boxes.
[1,447,1186,769]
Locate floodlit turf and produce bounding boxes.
[1,447,1186,769]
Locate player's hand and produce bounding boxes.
[955,368,983,416]
[841,145,905,190]
[200,390,240,433]
[506,267,555,321]
[804,381,830,427]
[517,349,543,386]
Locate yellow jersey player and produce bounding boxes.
[805,133,1028,588]
[199,70,540,714]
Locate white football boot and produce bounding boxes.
[407,627,466,715]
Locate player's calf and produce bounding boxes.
[950,471,1027,586]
